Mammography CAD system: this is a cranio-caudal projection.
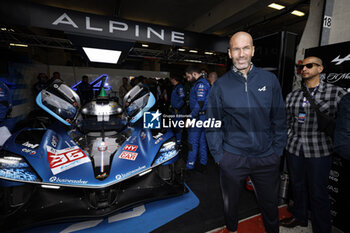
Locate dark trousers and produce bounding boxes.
[219,151,280,232]
[286,149,332,233]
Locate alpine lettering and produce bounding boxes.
[52,13,185,44]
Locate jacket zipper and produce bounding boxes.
[245,77,256,147]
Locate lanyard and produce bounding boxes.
[302,84,320,108]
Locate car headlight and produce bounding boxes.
[0,152,41,182]
[153,138,178,166]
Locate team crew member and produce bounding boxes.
[185,66,210,171]
[170,74,186,145]
[76,75,93,105]
[206,31,287,233]
[119,77,132,101]
[33,73,49,96]
[0,80,12,146]
[208,72,218,86]
[0,80,12,123]
[281,56,346,233]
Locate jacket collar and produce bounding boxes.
[195,75,205,83]
[232,63,254,78]
[318,80,327,92]
[301,79,327,93]
[231,64,256,81]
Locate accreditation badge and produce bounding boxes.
[298,112,306,124]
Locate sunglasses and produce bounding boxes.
[296,63,321,69]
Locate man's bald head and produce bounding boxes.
[229,31,254,48]
[228,31,255,74]
[208,72,218,85]
[304,56,323,66]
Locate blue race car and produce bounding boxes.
[0,80,186,232]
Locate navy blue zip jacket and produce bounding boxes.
[206,66,287,163]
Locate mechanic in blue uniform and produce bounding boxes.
[0,80,12,124]
[76,75,94,105]
[0,80,13,146]
[170,74,186,145]
[185,66,210,171]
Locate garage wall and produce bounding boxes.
[328,0,350,44]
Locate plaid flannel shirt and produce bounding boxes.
[286,81,347,158]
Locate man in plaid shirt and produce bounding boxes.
[280,56,347,233]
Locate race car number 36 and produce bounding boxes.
[47,146,90,175]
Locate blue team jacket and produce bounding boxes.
[171,83,185,110]
[189,76,210,118]
[206,66,287,163]
[0,81,12,122]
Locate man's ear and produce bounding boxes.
[227,48,232,59]
[318,65,324,73]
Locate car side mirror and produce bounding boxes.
[36,80,81,126]
[122,83,155,123]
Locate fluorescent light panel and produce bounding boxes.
[291,10,305,16]
[142,44,149,47]
[205,51,214,55]
[178,48,186,51]
[184,59,202,63]
[82,47,121,64]
[189,50,198,53]
[10,43,28,47]
[268,3,285,10]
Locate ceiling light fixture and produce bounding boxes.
[178,48,186,52]
[268,3,285,10]
[205,51,214,55]
[82,47,121,64]
[141,44,149,47]
[9,43,28,47]
[189,50,198,53]
[184,59,202,63]
[291,10,305,16]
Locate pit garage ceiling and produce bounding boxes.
[27,0,309,36]
[0,0,310,67]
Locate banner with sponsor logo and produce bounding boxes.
[306,41,350,232]
[0,0,227,53]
